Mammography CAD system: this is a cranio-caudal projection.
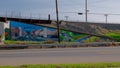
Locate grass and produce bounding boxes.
[4,40,54,44]
[84,36,100,43]
[1,62,120,68]
[105,32,120,41]
[4,40,85,45]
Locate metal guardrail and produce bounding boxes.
[0,13,48,20]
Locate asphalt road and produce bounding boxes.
[0,47,120,65]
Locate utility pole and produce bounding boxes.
[55,0,60,43]
[85,0,88,23]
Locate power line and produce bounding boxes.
[59,11,120,16]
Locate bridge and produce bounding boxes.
[0,17,51,24]
[0,17,117,41]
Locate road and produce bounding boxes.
[0,47,120,65]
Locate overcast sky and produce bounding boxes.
[0,0,120,23]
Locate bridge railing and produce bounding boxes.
[0,12,49,20]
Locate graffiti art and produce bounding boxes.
[9,21,58,41]
[4,21,110,43]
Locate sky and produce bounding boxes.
[0,0,120,23]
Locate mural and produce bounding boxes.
[9,21,58,41]
[60,30,89,42]
[5,28,11,40]
[4,21,111,43]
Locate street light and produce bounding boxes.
[104,14,108,23]
[78,13,83,21]
[5,10,8,22]
[78,13,83,15]
[64,16,69,21]
[18,12,21,18]
[11,11,14,18]
[55,0,60,43]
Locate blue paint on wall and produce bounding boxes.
[10,21,58,41]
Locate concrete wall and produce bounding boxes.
[0,22,5,43]
[0,22,4,36]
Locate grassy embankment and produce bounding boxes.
[105,32,120,42]
[84,32,120,42]
[0,62,120,68]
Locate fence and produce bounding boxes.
[1,10,120,23]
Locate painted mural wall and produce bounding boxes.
[8,21,58,41]
[0,22,5,44]
[60,30,88,42]
[5,21,110,43]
